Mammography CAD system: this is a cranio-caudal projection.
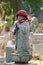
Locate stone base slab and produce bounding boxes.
[0,62,37,65]
[11,53,32,62]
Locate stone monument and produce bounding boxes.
[11,10,32,63]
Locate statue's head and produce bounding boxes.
[16,10,28,20]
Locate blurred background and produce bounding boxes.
[0,0,43,65]
[0,0,43,32]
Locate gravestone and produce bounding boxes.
[6,45,15,62]
[31,33,43,56]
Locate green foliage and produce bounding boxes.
[5,26,10,32]
[21,0,30,13]
[6,19,11,27]
[32,19,39,28]
[28,0,42,14]
[5,19,11,32]
[1,0,42,16]
[4,2,11,15]
[22,0,42,14]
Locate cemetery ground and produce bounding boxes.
[29,59,43,65]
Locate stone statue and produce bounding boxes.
[12,10,32,63]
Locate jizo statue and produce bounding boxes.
[12,10,32,63]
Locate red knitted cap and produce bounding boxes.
[16,10,28,19]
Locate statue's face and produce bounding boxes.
[18,16,24,20]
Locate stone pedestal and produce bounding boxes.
[0,56,5,62]
[11,53,32,63]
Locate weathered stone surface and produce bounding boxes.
[31,33,43,54]
[0,56,5,62]
[12,21,32,62]
[6,45,15,62]
[11,54,32,62]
